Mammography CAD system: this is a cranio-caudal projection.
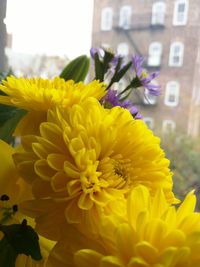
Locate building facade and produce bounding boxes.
[0,0,7,72]
[91,0,200,136]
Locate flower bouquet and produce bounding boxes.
[0,48,199,267]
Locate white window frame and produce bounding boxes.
[101,7,113,31]
[143,117,154,130]
[173,0,189,26]
[169,42,184,67]
[164,81,180,107]
[119,5,132,30]
[162,120,176,133]
[151,2,166,25]
[117,43,129,56]
[148,42,162,66]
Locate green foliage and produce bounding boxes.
[0,220,42,267]
[161,133,200,202]
[0,109,27,143]
[60,55,90,82]
[0,238,17,267]
[93,50,115,82]
[0,70,18,128]
[0,71,27,144]
[107,61,132,90]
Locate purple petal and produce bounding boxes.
[90,48,99,58]
[147,88,160,96]
[145,83,160,90]
[128,106,139,115]
[147,71,159,80]
[102,89,121,106]
[132,55,144,77]
[135,113,142,119]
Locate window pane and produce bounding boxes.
[178,3,185,12]
[101,8,113,31]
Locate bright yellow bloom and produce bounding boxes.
[14,98,177,239]
[0,140,54,266]
[0,139,31,203]
[47,186,200,267]
[0,76,106,135]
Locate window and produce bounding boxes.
[164,81,180,107]
[169,42,184,67]
[173,0,189,26]
[117,43,129,56]
[119,6,132,29]
[143,117,154,129]
[101,7,113,31]
[148,42,162,66]
[162,120,176,133]
[144,88,157,105]
[151,2,166,25]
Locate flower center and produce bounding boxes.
[98,156,131,190]
[113,161,127,180]
[141,70,148,78]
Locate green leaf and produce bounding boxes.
[0,237,17,267]
[107,61,132,89]
[0,109,27,143]
[0,219,42,263]
[60,55,90,82]
[0,106,17,127]
[0,70,18,127]
[102,50,115,74]
[93,50,115,82]
[0,69,13,83]
[94,53,104,82]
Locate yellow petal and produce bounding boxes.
[127,186,150,228]
[34,159,55,180]
[0,140,18,197]
[74,249,102,267]
[101,256,122,267]
[135,241,158,264]
[51,172,69,192]
[47,153,66,171]
[127,257,149,267]
[14,111,46,136]
[177,191,196,224]
[78,193,94,210]
[116,223,136,264]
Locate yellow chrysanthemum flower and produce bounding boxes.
[14,97,177,239]
[0,139,31,203]
[47,186,200,267]
[0,140,54,266]
[0,76,106,135]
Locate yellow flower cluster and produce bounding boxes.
[48,186,200,267]
[0,76,106,135]
[0,140,55,266]
[14,97,176,233]
[0,76,199,267]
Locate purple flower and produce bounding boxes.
[90,47,104,59]
[132,55,160,96]
[101,89,142,119]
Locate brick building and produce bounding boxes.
[91,0,200,136]
[0,0,7,72]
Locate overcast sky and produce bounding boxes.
[5,0,94,59]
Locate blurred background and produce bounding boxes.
[1,0,200,203]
